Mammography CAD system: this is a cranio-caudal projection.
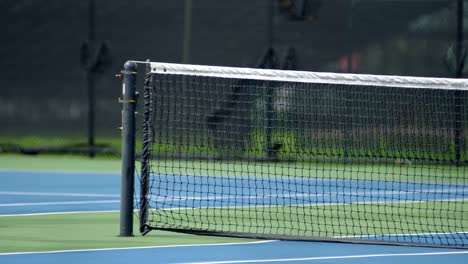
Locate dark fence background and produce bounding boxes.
[0,0,464,142]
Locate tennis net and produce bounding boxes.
[128,61,468,248]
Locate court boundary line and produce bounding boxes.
[0,210,119,217]
[0,200,119,207]
[2,185,466,200]
[0,169,119,176]
[338,231,468,238]
[157,197,468,212]
[0,240,275,256]
[175,250,468,264]
[0,191,119,198]
[148,187,468,202]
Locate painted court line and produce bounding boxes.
[338,231,468,239]
[0,240,275,256]
[0,200,119,207]
[0,210,119,217]
[0,191,119,198]
[0,169,119,175]
[150,190,442,201]
[157,197,468,212]
[149,187,468,202]
[175,251,468,264]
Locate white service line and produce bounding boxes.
[0,191,119,198]
[337,231,468,239]
[0,169,119,175]
[0,210,119,217]
[148,187,468,202]
[175,251,468,264]
[0,200,119,207]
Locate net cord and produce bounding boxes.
[130,61,468,90]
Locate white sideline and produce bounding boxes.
[338,231,468,239]
[175,251,468,264]
[0,200,119,207]
[0,191,119,198]
[0,169,119,175]
[0,210,119,217]
[147,187,468,202]
[0,240,275,256]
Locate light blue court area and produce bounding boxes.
[2,170,467,215]
[151,174,468,207]
[0,170,121,215]
[1,240,468,264]
[147,174,468,246]
[1,169,468,263]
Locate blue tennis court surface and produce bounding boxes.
[1,169,468,263]
[0,170,121,215]
[2,170,467,215]
[152,174,468,206]
[1,240,468,264]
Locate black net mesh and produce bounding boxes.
[137,64,468,247]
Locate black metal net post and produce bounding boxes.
[120,61,137,237]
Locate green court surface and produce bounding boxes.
[0,154,121,173]
[1,153,466,184]
[0,213,249,253]
[0,155,250,253]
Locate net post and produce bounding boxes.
[139,62,152,235]
[119,61,137,237]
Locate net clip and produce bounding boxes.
[118,96,137,104]
[116,70,137,79]
[120,70,137,75]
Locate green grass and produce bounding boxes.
[0,213,249,253]
[4,132,466,162]
[0,154,121,173]
[0,136,122,152]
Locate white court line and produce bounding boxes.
[1,188,466,204]
[0,200,119,207]
[0,169,119,175]
[175,251,468,264]
[0,191,119,198]
[338,231,468,239]
[0,240,275,256]
[149,187,468,202]
[157,197,468,212]
[0,210,119,217]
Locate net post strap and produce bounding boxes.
[139,62,152,235]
